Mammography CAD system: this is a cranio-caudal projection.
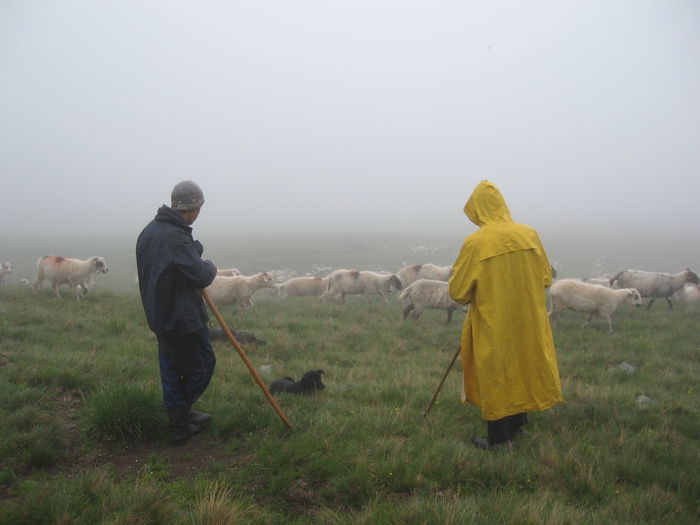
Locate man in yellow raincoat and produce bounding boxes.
[448,180,562,450]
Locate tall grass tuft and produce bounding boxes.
[82,383,165,443]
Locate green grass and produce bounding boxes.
[1,281,699,523]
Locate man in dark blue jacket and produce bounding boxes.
[136,180,218,445]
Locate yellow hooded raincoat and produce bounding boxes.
[448,181,562,421]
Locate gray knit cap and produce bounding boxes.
[171,180,204,211]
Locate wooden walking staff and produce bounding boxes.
[423,346,462,419]
[201,289,293,430]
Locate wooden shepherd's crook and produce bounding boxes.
[422,346,462,419]
[201,289,293,430]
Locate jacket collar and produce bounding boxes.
[155,205,192,233]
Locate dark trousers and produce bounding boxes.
[487,412,528,444]
[157,328,216,409]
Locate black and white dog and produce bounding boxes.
[270,369,325,395]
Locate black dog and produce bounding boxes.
[208,326,267,346]
[270,369,325,395]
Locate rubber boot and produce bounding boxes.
[508,413,528,438]
[187,405,212,427]
[168,406,200,445]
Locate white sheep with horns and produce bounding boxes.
[549,279,643,333]
[609,268,699,310]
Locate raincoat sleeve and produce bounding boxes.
[534,233,554,288]
[448,237,479,306]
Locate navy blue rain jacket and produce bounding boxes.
[136,205,217,335]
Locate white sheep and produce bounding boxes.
[217,267,242,277]
[609,268,699,310]
[397,263,452,286]
[34,255,109,300]
[278,276,328,299]
[549,279,643,333]
[321,269,403,304]
[581,277,613,288]
[0,262,12,284]
[205,271,276,312]
[672,283,700,303]
[399,278,468,324]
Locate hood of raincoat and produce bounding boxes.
[463,180,539,261]
[464,180,513,227]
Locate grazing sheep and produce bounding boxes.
[19,278,31,287]
[268,269,298,284]
[609,268,699,310]
[549,279,643,333]
[217,267,242,277]
[397,263,453,286]
[672,283,700,303]
[399,278,468,324]
[0,262,12,284]
[278,276,328,299]
[205,272,275,312]
[321,269,403,304]
[270,369,325,395]
[34,255,109,300]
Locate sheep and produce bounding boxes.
[277,276,328,299]
[581,277,612,288]
[205,271,276,312]
[34,255,109,300]
[397,263,452,286]
[217,267,242,277]
[321,269,403,304]
[548,279,643,333]
[399,278,468,324]
[672,283,700,303]
[609,268,699,310]
[0,262,12,284]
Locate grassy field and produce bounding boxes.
[0,234,699,524]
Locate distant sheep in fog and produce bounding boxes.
[34,255,109,300]
[399,278,468,324]
[549,279,643,333]
[321,269,402,304]
[397,263,452,286]
[582,276,613,288]
[206,272,276,313]
[0,262,12,284]
[278,276,328,298]
[609,268,699,310]
[672,283,700,303]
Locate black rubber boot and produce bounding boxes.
[168,406,200,445]
[508,413,528,438]
[187,405,212,427]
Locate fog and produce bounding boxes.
[1,2,699,253]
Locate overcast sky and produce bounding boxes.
[1,1,699,239]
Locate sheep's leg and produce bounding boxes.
[645,298,656,310]
[402,304,415,320]
[604,315,614,333]
[665,297,673,310]
[581,314,593,328]
[340,292,346,305]
[446,307,455,324]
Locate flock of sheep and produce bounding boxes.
[1,255,699,333]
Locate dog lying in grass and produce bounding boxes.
[270,369,325,395]
[208,326,267,346]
